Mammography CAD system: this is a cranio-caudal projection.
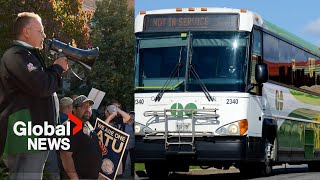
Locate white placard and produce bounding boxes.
[88,88,106,109]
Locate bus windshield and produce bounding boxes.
[135,32,249,92]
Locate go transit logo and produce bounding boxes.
[170,103,197,117]
[13,113,82,151]
[275,90,284,111]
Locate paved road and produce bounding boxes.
[136,164,320,180]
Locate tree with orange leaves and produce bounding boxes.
[0,0,93,56]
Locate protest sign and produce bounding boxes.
[88,88,106,109]
[94,118,129,180]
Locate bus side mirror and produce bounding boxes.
[255,63,268,84]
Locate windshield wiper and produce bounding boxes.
[189,64,215,102]
[186,32,214,102]
[154,47,183,102]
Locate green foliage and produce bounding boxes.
[0,0,134,111]
[83,0,134,111]
[51,0,93,48]
[0,0,92,56]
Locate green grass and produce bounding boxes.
[135,163,145,171]
[135,163,201,171]
[190,166,201,169]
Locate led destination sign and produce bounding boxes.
[143,14,239,32]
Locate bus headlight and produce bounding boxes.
[215,127,227,135]
[135,125,141,134]
[215,119,247,136]
[228,124,238,134]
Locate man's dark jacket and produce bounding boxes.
[0,44,64,156]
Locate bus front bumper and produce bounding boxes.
[135,135,264,163]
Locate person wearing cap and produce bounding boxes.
[59,95,102,179]
[104,100,130,130]
[104,101,130,177]
[59,97,73,124]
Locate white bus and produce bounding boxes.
[134,7,320,178]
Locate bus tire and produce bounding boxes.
[145,161,169,179]
[272,137,278,162]
[259,162,272,177]
[239,163,260,178]
[308,162,320,172]
[259,138,274,176]
[239,164,253,177]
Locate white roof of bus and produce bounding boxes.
[135,7,264,33]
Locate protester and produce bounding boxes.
[0,12,68,179]
[59,97,73,124]
[122,111,135,178]
[88,108,101,127]
[104,100,130,130]
[103,101,130,177]
[59,95,102,179]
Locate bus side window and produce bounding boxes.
[249,29,262,94]
[253,30,262,55]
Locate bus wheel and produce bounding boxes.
[308,162,320,172]
[239,165,252,177]
[145,161,169,179]
[239,163,260,178]
[260,139,274,176]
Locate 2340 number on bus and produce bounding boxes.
[226,99,238,104]
[135,99,144,104]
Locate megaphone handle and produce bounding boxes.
[54,49,66,60]
[70,66,85,82]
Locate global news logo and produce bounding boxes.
[13,113,82,151]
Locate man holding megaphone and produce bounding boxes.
[0,12,68,179]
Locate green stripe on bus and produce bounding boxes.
[136,81,184,90]
[277,108,320,150]
[289,89,320,106]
